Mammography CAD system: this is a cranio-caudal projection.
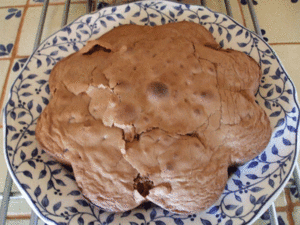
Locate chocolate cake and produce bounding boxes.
[35,21,272,213]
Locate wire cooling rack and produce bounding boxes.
[0,0,300,224]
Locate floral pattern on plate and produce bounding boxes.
[3,1,299,224]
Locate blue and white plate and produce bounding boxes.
[3,1,300,224]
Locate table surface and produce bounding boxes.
[0,0,300,224]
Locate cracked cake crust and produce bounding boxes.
[35,21,272,214]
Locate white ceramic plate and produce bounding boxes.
[3,1,300,224]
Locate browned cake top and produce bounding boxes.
[36,21,272,213]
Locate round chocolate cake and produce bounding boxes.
[35,21,272,214]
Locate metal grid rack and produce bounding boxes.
[0,0,300,224]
